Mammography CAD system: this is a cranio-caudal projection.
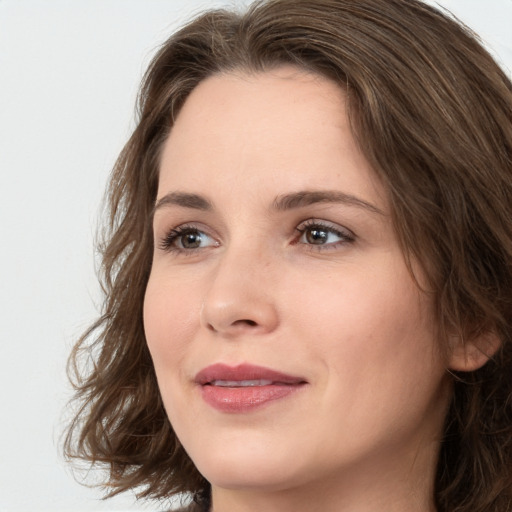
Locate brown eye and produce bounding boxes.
[305,227,329,245]
[180,230,203,249]
[159,226,217,253]
[297,221,355,249]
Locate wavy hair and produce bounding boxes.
[64,1,512,510]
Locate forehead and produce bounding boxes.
[158,66,385,209]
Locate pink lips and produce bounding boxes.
[195,363,306,413]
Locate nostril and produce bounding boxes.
[235,319,258,327]
[205,318,258,332]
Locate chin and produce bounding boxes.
[190,441,308,492]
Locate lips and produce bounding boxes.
[195,363,307,413]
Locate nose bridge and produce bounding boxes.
[200,237,279,336]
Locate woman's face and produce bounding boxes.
[144,67,450,500]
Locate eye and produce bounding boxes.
[296,220,355,248]
[159,224,218,253]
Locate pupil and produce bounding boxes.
[182,231,201,248]
[306,228,328,244]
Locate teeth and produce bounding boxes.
[211,379,273,387]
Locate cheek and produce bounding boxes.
[293,258,418,335]
[288,259,446,456]
[293,255,441,391]
[143,273,200,372]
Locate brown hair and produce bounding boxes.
[64,1,512,510]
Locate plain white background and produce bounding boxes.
[0,1,510,511]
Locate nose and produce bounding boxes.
[200,248,279,337]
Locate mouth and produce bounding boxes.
[195,363,307,413]
[196,363,306,386]
[209,378,275,387]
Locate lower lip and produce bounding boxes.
[200,383,304,413]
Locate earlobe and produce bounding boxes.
[448,331,501,372]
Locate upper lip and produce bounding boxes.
[195,363,306,385]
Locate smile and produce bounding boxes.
[195,363,307,413]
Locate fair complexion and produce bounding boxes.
[144,67,453,512]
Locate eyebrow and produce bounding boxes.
[153,192,213,214]
[153,189,384,216]
[273,190,384,215]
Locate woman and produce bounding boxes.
[65,0,512,511]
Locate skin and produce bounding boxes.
[144,67,454,512]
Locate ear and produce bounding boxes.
[448,331,501,372]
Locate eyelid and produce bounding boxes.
[296,218,354,235]
[294,218,356,248]
[157,222,219,253]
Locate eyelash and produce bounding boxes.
[158,223,215,254]
[158,220,355,254]
[294,219,355,251]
